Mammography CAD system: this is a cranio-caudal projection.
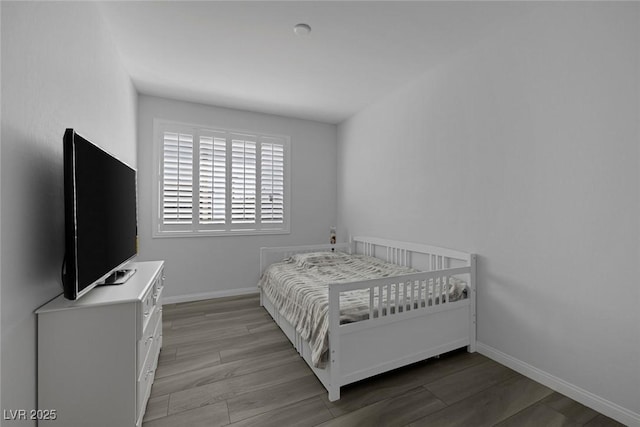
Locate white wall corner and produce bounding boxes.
[477,342,640,427]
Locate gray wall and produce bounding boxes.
[1,2,137,423]
[338,2,639,421]
[137,95,337,301]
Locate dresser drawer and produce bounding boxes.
[138,306,161,372]
[154,268,165,306]
[141,270,163,333]
[136,334,160,423]
[141,286,154,332]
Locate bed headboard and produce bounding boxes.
[260,236,471,275]
[351,236,471,271]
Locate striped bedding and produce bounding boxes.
[258,251,467,368]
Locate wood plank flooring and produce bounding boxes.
[143,294,625,427]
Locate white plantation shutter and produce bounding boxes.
[199,135,226,224]
[261,139,285,224]
[231,137,257,224]
[155,120,289,236]
[162,132,193,224]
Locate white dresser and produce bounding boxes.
[36,261,164,427]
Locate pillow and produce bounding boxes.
[288,251,347,268]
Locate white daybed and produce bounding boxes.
[259,236,477,401]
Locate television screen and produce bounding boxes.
[63,129,137,300]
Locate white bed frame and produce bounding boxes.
[259,236,476,401]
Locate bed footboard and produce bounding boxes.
[326,262,475,400]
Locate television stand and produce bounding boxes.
[99,268,136,285]
[36,261,164,427]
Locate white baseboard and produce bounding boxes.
[162,287,259,305]
[477,342,640,427]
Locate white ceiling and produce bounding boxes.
[98,1,526,124]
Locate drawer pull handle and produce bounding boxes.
[144,311,150,317]
[145,368,155,380]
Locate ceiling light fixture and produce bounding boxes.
[293,23,311,37]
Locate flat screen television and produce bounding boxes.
[63,129,137,300]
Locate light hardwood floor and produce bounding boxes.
[143,294,624,427]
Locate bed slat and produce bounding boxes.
[369,288,374,320]
[386,285,391,317]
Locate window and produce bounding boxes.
[153,120,290,237]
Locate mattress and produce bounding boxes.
[258,251,467,368]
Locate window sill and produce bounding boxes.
[152,228,291,239]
